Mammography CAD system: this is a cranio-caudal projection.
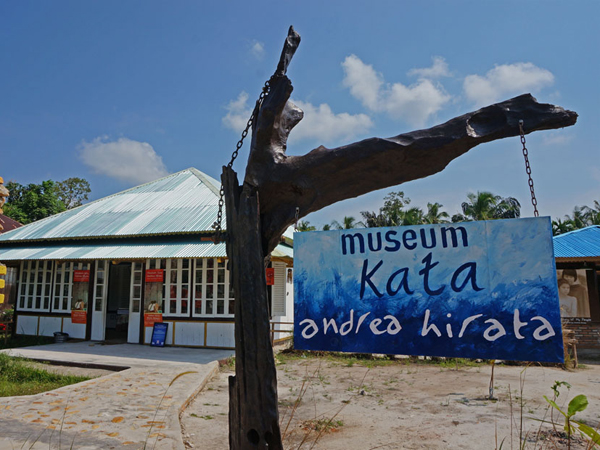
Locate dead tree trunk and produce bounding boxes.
[223,26,577,449]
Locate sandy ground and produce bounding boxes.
[181,353,600,450]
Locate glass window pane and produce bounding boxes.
[181,285,189,299]
[132,300,140,313]
[207,270,213,284]
[133,286,141,299]
[62,298,68,310]
[96,285,103,298]
[63,285,69,297]
[169,285,177,300]
[195,285,202,299]
[35,297,41,309]
[195,271,202,284]
[217,300,224,315]
[194,300,202,314]
[207,259,214,269]
[56,273,62,284]
[217,285,224,298]
[182,300,188,313]
[37,271,43,283]
[218,269,225,284]
[182,270,189,284]
[28,285,34,296]
[170,300,177,314]
[29,271,35,283]
[170,270,178,284]
[44,298,50,309]
[206,285,213,299]
[218,260,225,268]
[36,285,42,296]
[196,259,203,269]
[134,271,142,284]
[206,300,213,314]
[97,260,105,270]
[97,271,104,284]
[27,298,33,308]
[95,298,102,311]
[134,262,142,270]
[183,259,189,269]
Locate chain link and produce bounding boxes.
[212,77,276,242]
[519,120,539,217]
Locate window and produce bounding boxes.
[163,259,191,317]
[94,260,108,312]
[53,262,90,312]
[130,262,143,313]
[18,260,53,312]
[192,258,234,318]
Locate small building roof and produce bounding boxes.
[0,214,22,233]
[553,226,600,262]
[0,168,221,243]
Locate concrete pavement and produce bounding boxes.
[0,342,234,449]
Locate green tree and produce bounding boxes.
[3,180,66,224]
[296,220,316,232]
[361,191,411,227]
[55,177,91,209]
[423,202,449,224]
[455,191,520,221]
[330,216,359,230]
[552,218,575,236]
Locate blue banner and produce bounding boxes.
[294,217,564,363]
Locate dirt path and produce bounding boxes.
[182,354,600,449]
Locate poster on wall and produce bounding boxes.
[556,269,590,318]
[294,217,564,363]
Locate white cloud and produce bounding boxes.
[250,40,265,60]
[541,132,573,146]
[222,92,252,131]
[408,56,450,79]
[222,92,373,144]
[290,100,372,144]
[342,54,451,127]
[464,62,555,107]
[79,136,169,184]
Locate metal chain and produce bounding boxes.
[519,120,539,217]
[212,77,276,242]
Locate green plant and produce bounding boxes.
[544,392,600,448]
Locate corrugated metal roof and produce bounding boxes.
[0,241,292,261]
[553,226,600,259]
[0,168,223,243]
[0,240,227,261]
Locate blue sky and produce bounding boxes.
[2,1,598,228]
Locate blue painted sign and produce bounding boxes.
[151,322,169,347]
[294,217,564,363]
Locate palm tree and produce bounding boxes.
[331,216,359,230]
[296,220,316,232]
[401,207,425,225]
[552,218,575,236]
[459,191,521,221]
[583,201,600,226]
[566,206,588,229]
[423,202,449,224]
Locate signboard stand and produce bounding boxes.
[150,322,168,347]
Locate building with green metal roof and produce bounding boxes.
[0,168,293,347]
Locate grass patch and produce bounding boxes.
[0,334,54,350]
[277,349,489,369]
[0,353,90,397]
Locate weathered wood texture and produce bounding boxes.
[224,26,578,450]
[224,169,282,450]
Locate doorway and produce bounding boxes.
[105,263,131,342]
